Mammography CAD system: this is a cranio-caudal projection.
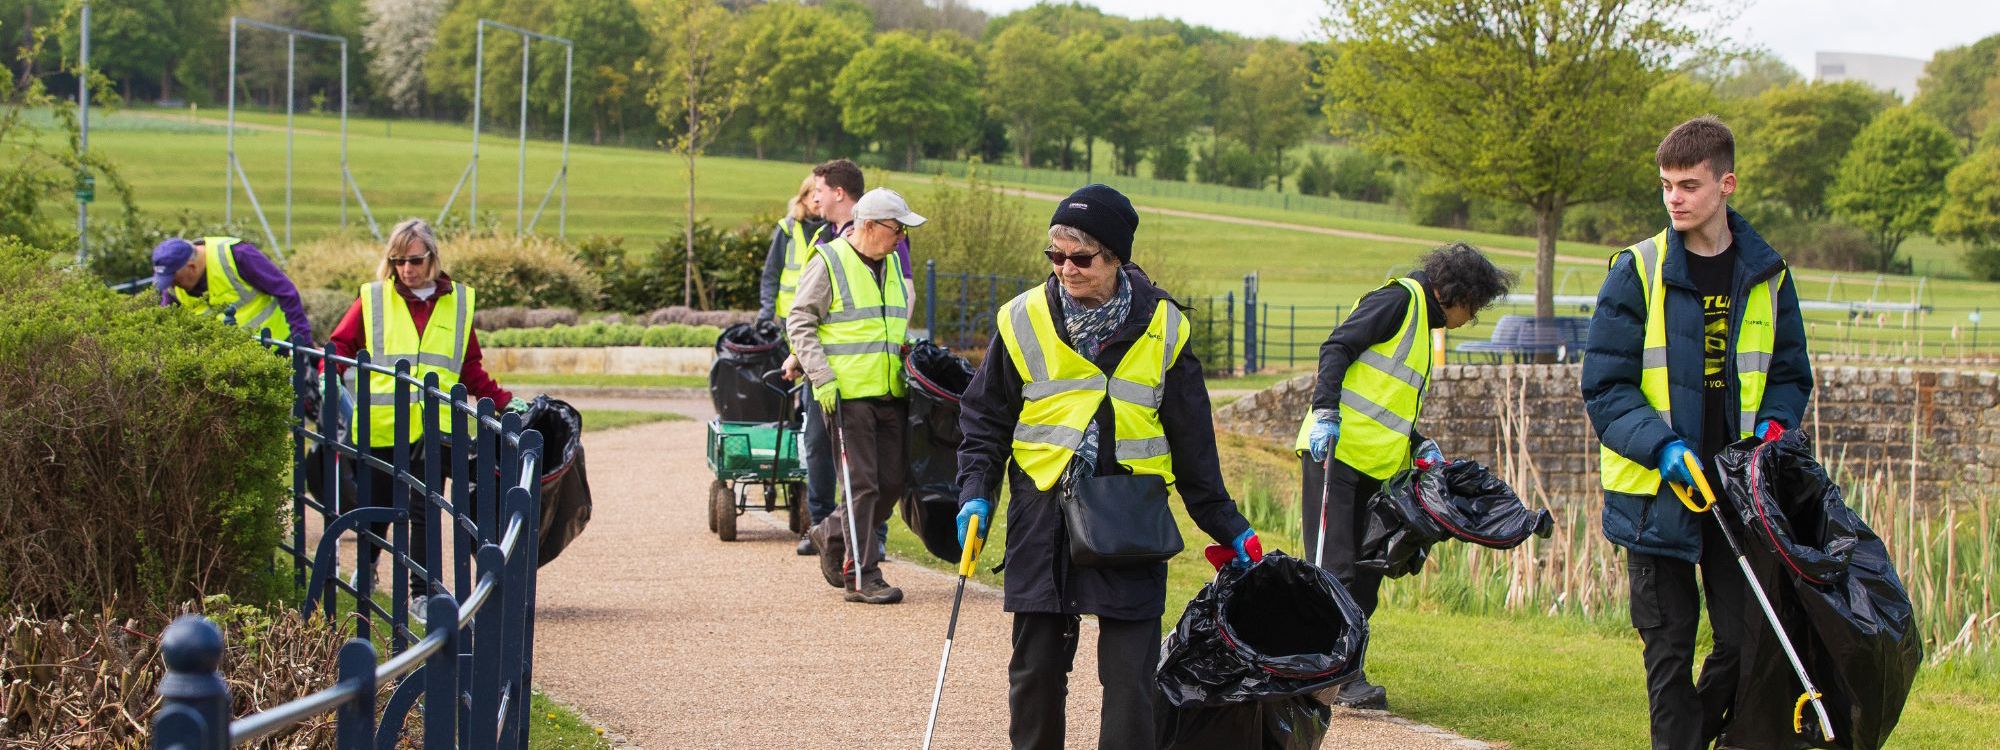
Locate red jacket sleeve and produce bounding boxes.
[322,298,366,375]
[457,331,513,406]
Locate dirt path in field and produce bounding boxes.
[527,398,1492,749]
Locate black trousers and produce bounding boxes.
[1299,455,1383,617]
[1628,513,1750,750]
[357,445,432,594]
[1008,612,1160,750]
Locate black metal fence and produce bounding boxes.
[151,335,544,749]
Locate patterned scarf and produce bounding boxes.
[1059,270,1131,485]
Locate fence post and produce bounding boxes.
[925,260,936,339]
[1242,274,1258,374]
[1225,292,1236,376]
[153,615,231,750]
[1289,304,1296,368]
[332,638,377,749]
[423,595,461,747]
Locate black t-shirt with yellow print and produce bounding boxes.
[1683,243,1737,457]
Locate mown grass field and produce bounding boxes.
[57,105,2000,360]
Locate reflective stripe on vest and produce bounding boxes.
[1599,231,1784,496]
[356,281,475,447]
[774,218,827,319]
[997,285,1190,491]
[173,236,290,342]
[818,237,908,400]
[1291,277,1432,480]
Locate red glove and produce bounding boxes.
[1756,419,1785,444]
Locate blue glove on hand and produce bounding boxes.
[1414,439,1444,470]
[957,498,993,547]
[505,396,532,414]
[1658,440,1695,487]
[1307,412,1340,463]
[1231,528,1264,567]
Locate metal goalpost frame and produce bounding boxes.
[226,16,383,261]
[438,19,573,238]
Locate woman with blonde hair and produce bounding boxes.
[325,218,518,610]
[758,173,829,323]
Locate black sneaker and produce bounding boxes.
[1334,673,1388,710]
[795,534,818,556]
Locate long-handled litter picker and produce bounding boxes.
[831,394,864,595]
[1671,452,1836,742]
[920,512,987,750]
[1313,454,1334,570]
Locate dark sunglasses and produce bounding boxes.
[1043,246,1104,269]
[873,219,907,236]
[387,252,432,267]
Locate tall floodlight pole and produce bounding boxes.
[516,38,529,235]
[560,43,572,239]
[285,34,296,251]
[75,0,90,266]
[471,25,484,228]
[226,18,236,225]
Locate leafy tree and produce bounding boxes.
[1690,47,1802,102]
[1914,33,2000,143]
[424,0,546,120]
[364,0,448,114]
[1319,0,1707,332]
[1737,81,1892,220]
[547,0,651,144]
[644,0,748,308]
[1933,148,2000,279]
[731,1,866,159]
[1828,106,1961,271]
[1221,40,1312,190]
[833,31,978,169]
[982,23,1079,168]
[1098,33,1203,177]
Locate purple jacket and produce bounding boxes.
[161,241,314,342]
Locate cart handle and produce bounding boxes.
[1667,452,1719,514]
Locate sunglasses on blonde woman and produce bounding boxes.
[388,252,432,267]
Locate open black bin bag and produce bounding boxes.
[901,340,976,563]
[1715,432,1921,750]
[526,395,592,567]
[1156,553,1366,750]
[1357,460,1553,578]
[709,320,789,423]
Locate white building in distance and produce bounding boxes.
[1815,51,1928,100]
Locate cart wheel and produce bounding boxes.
[707,480,723,532]
[713,481,737,542]
[787,482,809,534]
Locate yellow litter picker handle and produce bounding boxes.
[1667,451,1719,514]
[959,514,986,578]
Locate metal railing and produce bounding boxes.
[151,333,544,749]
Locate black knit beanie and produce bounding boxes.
[1049,184,1139,262]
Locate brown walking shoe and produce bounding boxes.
[843,572,903,605]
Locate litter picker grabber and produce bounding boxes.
[920,511,986,750]
[1670,451,1836,742]
[832,393,864,594]
[1313,454,1334,569]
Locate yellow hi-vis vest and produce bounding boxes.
[1599,231,1785,496]
[818,237,909,400]
[1293,277,1432,480]
[173,236,291,342]
[996,286,1191,491]
[356,281,476,447]
[774,218,828,319]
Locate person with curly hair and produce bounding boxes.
[1293,241,1514,709]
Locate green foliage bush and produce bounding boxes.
[0,238,289,617]
[1150,141,1192,182]
[445,235,606,310]
[1326,148,1394,203]
[1195,138,1265,189]
[1295,150,1336,197]
[580,222,770,314]
[481,322,721,348]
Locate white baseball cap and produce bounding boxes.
[852,188,927,227]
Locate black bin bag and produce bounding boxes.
[525,396,592,567]
[1155,553,1367,750]
[709,320,788,423]
[1715,432,1921,750]
[1357,460,1553,578]
[901,340,976,563]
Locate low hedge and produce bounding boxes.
[481,321,722,348]
[0,238,290,616]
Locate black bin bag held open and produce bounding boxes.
[709,320,789,423]
[1155,553,1368,749]
[526,396,592,567]
[901,340,976,562]
[1715,432,1921,750]
[1358,460,1553,578]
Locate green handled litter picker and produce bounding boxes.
[921,512,986,750]
[1671,451,1836,742]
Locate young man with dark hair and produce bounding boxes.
[1582,115,1813,750]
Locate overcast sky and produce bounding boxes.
[965,0,2000,76]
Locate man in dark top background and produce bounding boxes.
[1581,116,1814,750]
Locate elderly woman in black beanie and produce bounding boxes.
[954,184,1262,749]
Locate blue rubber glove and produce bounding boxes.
[1658,440,1696,487]
[1231,528,1264,567]
[812,380,839,415]
[957,498,993,547]
[505,396,532,414]
[1414,439,1444,470]
[1307,412,1340,463]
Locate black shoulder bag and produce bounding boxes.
[1061,473,1184,567]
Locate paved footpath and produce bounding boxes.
[531,399,1487,749]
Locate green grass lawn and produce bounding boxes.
[577,409,686,432]
[531,690,612,750]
